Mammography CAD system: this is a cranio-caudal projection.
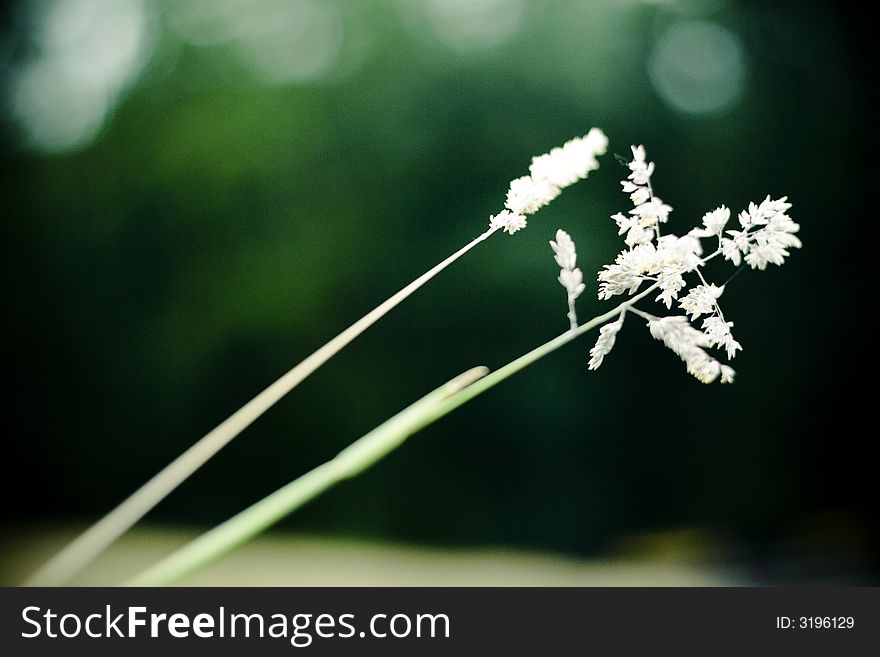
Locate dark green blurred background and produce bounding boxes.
[2,0,873,583]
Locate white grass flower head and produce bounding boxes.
[629,185,651,206]
[582,127,610,158]
[614,146,670,244]
[648,316,722,384]
[490,210,528,235]
[721,196,801,269]
[702,316,742,360]
[489,129,607,235]
[550,228,578,270]
[588,314,625,370]
[529,150,579,188]
[558,268,585,298]
[597,242,658,300]
[656,234,703,271]
[738,196,792,229]
[505,176,559,215]
[679,284,724,320]
[720,365,736,384]
[691,205,730,237]
[550,229,586,329]
[630,197,672,227]
[744,227,801,270]
[656,274,686,309]
[720,229,749,266]
[588,144,800,384]
[688,356,722,385]
[612,212,654,247]
[529,129,608,190]
[627,145,655,185]
[648,316,711,354]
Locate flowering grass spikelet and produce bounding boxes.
[587,144,800,383]
[612,211,654,247]
[679,284,724,320]
[720,365,736,384]
[627,145,654,185]
[656,273,686,309]
[720,196,801,270]
[588,314,625,370]
[597,242,658,300]
[691,205,730,237]
[688,356,722,385]
[702,316,742,360]
[648,316,722,384]
[631,197,672,226]
[559,268,585,298]
[490,210,527,235]
[550,229,586,329]
[489,128,608,235]
[550,228,578,270]
[530,129,609,190]
[505,176,559,215]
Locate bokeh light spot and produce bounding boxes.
[169,0,344,86]
[648,20,746,115]
[233,0,344,85]
[423,0,523,52]
[10,0,154,153]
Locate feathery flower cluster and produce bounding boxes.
[679,284,723,320]
[550,229,586,330]
[552,144,800,384]
[614,145,672,248]
[647,316,734,384]
[587,312,624,371]
[719,196,801,270]
[489,129,608,235]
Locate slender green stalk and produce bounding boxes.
[126,285,658,586]
[25,227,499,587]
[125,366,491,587]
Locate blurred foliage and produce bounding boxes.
[1,0,873,582]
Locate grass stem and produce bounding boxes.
[25,228,498,586]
